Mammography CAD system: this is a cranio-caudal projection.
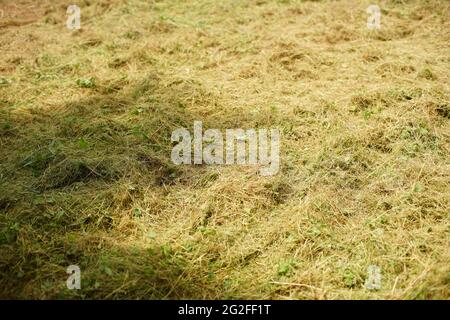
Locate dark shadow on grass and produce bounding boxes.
[0,73,229,298]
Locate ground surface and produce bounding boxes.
[0,0,449,299]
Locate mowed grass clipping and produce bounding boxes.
[0,0,449,299]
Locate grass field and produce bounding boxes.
[0,0,449,299]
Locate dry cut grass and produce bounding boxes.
[0,0,449,299]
